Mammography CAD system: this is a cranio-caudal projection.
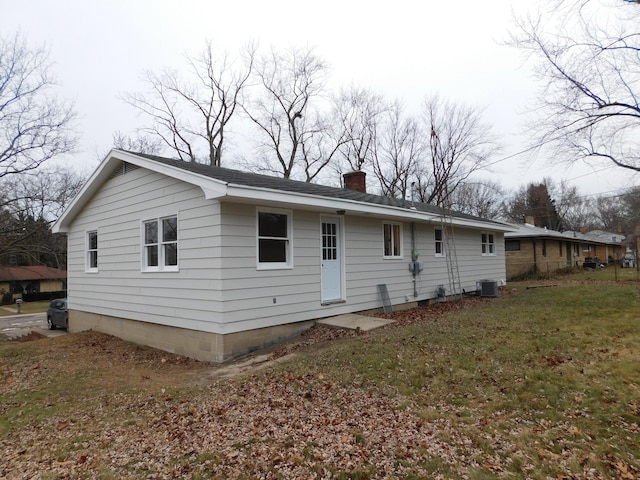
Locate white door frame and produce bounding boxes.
[320,215,344,303]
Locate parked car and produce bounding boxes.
[47,298,68,330]
[583,257,605,269]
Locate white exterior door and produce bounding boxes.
[321,217,342,302]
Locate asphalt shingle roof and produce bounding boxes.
[133,152,506,226]
[0,266,67,282]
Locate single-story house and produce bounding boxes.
[505,218,625,279]
[53,150,511,362]
[562,229,625,264]
[0,266,67,301]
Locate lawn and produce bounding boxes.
[0,300,52,316]
[0,275,639,479]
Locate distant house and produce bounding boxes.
[505,219,625,279]
[562,229,625,265]
[0,266,67,301]
[53,150,511,362]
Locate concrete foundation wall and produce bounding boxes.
[69,310,314,363]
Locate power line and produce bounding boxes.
[484,142,547,168]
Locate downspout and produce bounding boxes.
[410,182,419,298]
[532,239,538,273]
[411,221,418,297]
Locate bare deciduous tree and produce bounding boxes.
[243,45,330,179]
[297,109,348,182]
[112,131,164,155]
[0,167,85,268]
[333,85,386,173]
[124,41,255,166]
[510,0,640,172]
[417,96,499,206]
[0,33,76,179]
[546,179,593,231]
[372,101,423,199]
[449,180,506,219]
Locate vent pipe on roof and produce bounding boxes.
[343,171,366,193]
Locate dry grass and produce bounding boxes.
[1,276,639,479]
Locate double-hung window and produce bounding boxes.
[257,209,292,269]
[383,222,402,258]
[86,230,98,272]
[142,216,178,271]
[434,228,445,257]
[481,232,495,256]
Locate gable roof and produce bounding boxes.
[0,266,67,282]
[504,222,569,240]
[53,150,513,233]
[506,222,625,246]
[561,230,625,245]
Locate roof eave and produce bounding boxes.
[224,184,513,231]
[53,150,512,233]
[53,149,229,233]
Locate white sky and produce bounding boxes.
[4,0,636,198]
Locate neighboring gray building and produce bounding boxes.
[53,150,510,362]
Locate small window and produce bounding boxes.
[481,232,495,256]
[505,239,520,251]
[142,216,178,271]
[86,230,98,272]
[434,228,445,257]
[383,222,402,258]
[583,244,591,253]
[257,209,292,268]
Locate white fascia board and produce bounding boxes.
[53,148,511,233]
[224,184,513,232]
[115,150,229,200]
[53,149,228,233]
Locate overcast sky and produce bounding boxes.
[4,0,636,198]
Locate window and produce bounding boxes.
[257,209,292,268]
[142,216,178,271]
[86,231,98,272]
[583,243,591,253]
[434,228,445,257]
[322,222,337,261]
[481,232,495,256]
[383,222,402,258]
[505,239,520,251]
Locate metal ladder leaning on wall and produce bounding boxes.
[440,206,463,301]
[430,123,463,301]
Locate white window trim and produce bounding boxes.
[85,230,98,273]
[481,232,496,256]
[256,207,294,270]
[434,228,445,258]
[141,215,179,273]
[383,222,403,259]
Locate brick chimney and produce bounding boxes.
[343,171,366,193]
[580,225,587,234]
[524,215,535,226]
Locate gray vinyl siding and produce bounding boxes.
[216,205,506,333]
[67,167,225,333]
[67,166,505,335]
